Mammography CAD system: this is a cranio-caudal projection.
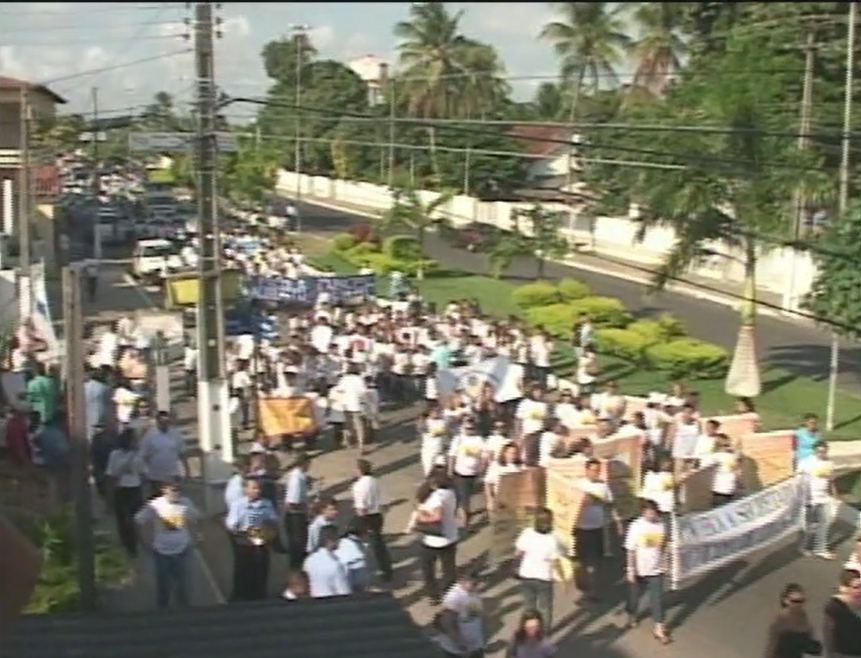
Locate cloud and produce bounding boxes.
[309,25,335,51]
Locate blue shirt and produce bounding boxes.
[284,467,308,509]
[795,427,821,463]
[34,425,70,470]
[225,497,278,532]
[306,514,336,554]
[84,379,109,436]
[303,548,351,598]
[430,344,453,370]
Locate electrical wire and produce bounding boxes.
[38,49,193,86]
[0,4,168,18]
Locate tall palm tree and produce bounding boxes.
[539,2,631,118]
[532,82,567,120]
[628,2,689,96]
[394,2,505,180]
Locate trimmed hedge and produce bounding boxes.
[512,279,727,380]
[383,235,421,260]
[332,233,356,251]
[645,338,729,380]
[568,296,632,328]
[512,282,559,309]
[557,278,591,301]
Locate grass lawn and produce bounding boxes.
[310,245,861,441]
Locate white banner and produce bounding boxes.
[671,476,805,585]
[437,356,513,400]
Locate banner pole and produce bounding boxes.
[670,511,680,591]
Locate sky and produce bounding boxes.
[0,2,633,122]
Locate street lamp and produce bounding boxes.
[289,23,310,233]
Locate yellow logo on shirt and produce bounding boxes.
[814,465,833,478]
[661,474,674,491]
[162,512,185,530]
[529,409,545,420]
[641,531,664,548]
[463,445,481,457]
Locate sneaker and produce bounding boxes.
[816,551,836,560]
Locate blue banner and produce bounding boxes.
[244,274,376,304]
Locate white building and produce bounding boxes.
[509,125,588,199]
[347,55,389,106]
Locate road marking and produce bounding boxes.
[122,272,159,310]
[192,545,227,604]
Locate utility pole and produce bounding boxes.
[387,76,396,188]
[826,1,856,431]
[63,265,96,610]
[290,23,310,232]
[90,87,100,198]
[18,89,32,321]
[194,2,232,463]
[782,33,817,315]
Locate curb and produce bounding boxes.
[293,195,790,321]
[122,271,227,605]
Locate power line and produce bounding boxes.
[38,49,192,86]
[0,3,168,17]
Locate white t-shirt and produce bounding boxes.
[139,427,183,482]
[448,434,486,476]
[701,450,739,495]
[624,517,665,577]
[798,455,834,505]
[438,584,485,654]
[672,421,700,459]
[495,363,524,403]
[419,488,458,548]
[640,470,675,513]
[336,374,366,413]
[516,528,563,581]
[485,462,521,487]
[516,399,548,436]
[576,478,613,530]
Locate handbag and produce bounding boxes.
[414,519,444,536]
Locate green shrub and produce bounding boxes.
[594,328,653,362]
[627,314,686,344]
[348,251,437,276]
[382,235,421,260]
[556,278,591,301]
[523,303,575,337]
[568,296,632,328]
[645,338,729,380]
[512,282,560,309]
[332,233,356,252]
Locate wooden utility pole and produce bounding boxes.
[63,265,96,610]
[18,89,32,320]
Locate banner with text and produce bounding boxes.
[671,476,805,586]
[244,273,375,304]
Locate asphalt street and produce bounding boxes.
[296,200,861,394]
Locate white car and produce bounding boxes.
[132,238,184,284]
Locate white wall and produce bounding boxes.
[276,169,819,309]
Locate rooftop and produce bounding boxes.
[0,76,68,105]
[6,593,440,658]
[509,125,573,157]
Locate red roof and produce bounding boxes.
[0,76,67,105]
[509,125,571,157]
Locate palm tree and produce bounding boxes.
[394,2,506,179]
[539,2,631,118]
[532,82,567,120]
[381,184,455,279]
[632,100,829,398]
[627,2,689,96]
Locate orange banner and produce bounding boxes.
[258,396,319,438]
[739,430,794,491]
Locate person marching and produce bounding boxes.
[226,478,279,602]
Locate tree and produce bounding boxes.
[627,44,831,398]
[804,201,861,339]
[515,204,570,279]
[627,2,689,96]
[381,185,455,279]
[539,3,631,117]
[531,82,567,120]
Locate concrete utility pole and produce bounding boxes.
[90,87,100,199]
[290,23,310,232]
[782,33,817,315]
[194,2,232,463]
[18,89,32,321]
[63,265,96,610]
[826,1,857,431]
[387,73,396,187]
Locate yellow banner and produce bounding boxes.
[164,269,243,307]
[259,396,319,438]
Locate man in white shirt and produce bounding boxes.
[334,364,367,450]
[351,459,392,582]
[139,411,188,495]
[624,499,669,641]
[416,471,459,605]
[515,507,566,628]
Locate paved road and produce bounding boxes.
[296,200,861,394]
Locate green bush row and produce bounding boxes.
[513,281,730,380]
[331,232,438,276]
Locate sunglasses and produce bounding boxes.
[788,597,806,604]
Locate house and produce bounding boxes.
[347,54,389,106]
[5,593,440,658]
[509,125,590,202]
[0,76,67,231]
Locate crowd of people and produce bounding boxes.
[3,225,861,657]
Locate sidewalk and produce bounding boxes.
[294,194,795,322]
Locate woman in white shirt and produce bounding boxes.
[414,470,459,605]
[515,507,566,628]
[447,419,487,530]
[105,428,145,556]
[624,499,670,643]
[640,455,676,521]
[575,348,598,394]
[700,433,740,507]
[421,407,449,477]
[797,440,836,559]
[484,443,522,515]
